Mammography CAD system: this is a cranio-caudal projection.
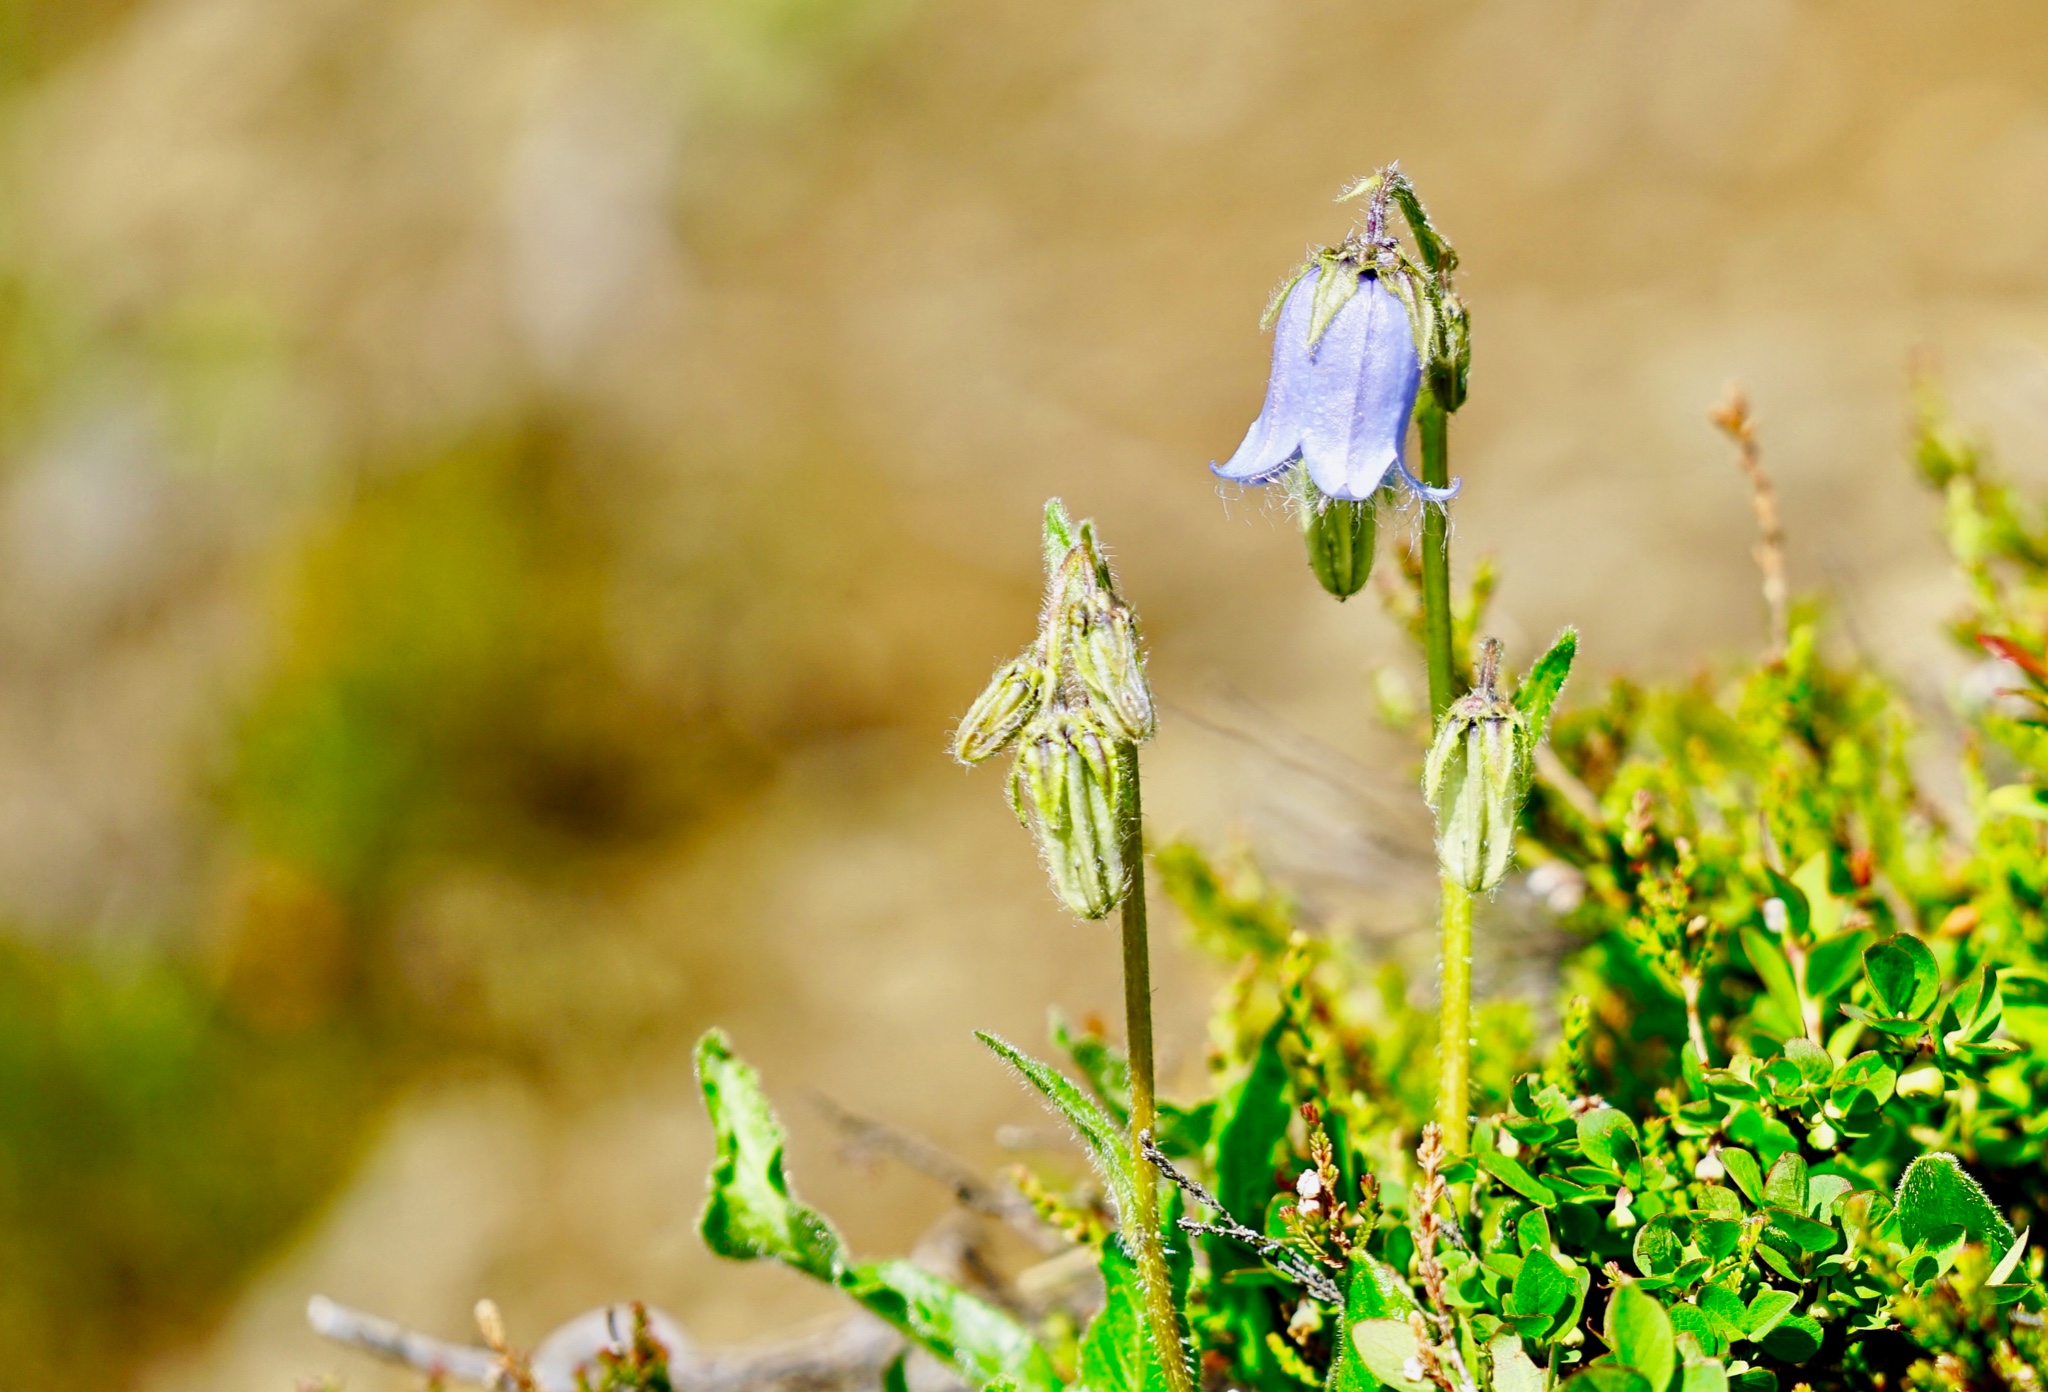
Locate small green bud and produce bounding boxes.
[953,652,1045,764]
[1066,588,1154,741]
[1302,495,1376,600]
[1007,706,1129,919]
[1423,639,1530,893]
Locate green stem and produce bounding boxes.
[1437,872,1474,1156]
[1119,755,1194,1392]
[1419,401,1455,721]
[1419,403,1470,1157]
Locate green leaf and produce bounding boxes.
[1762,1151,1807,1213]
[1050,1008,1131,1125]
[1214,1017,1292,1228]
[1719,1150,1763,1207]
[1509,1246,1575,1322]
[696,1033,1060,1392]
[978,1031,1134,1232]
[1741,1289,1797,1341]
[1350,1320,1433,1392]
[1634,1218,1685,1278]
[1804,930,1873,1001]
[1489,1333,1544,1392]
[845,1260,1064,1392]
[1864,936,1940,1020]
[1563,1367,1651,1392]
[1895,1152,2017,1260]
[1080,1239,1186,1392]
[1480,1149,1557,1208]
[1576,1108,1641,1179]
[1606,1283,1676,1390]
[1986,783,2048,822]
[1513,628,1579,741]
[1755,1314,1821,1364]
[1681,1356,1729,1392]
[1328,1258,1419,1392]
[694,1029,846,1281]
[1738,930,1803,1037]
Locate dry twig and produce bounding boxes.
[1711,385,1789,658]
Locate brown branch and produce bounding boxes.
[1711,384,1789,658]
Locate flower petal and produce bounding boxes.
[1212,265,1321,485]
[1300,276,1420,501]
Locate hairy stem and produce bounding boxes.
[1419,401,1455,720]
[1436,873,1474,1156]
[1119,755,1194,1392]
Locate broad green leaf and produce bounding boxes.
[1669,1304,1721,1359]
[845,1260,1063,1392]
[1788,856,1840,941]
[1682,1356,1729,1392]
[1634,1218,1685,1278]
[1763,1210,1836,1256]
[1762,1151,1807,1212]
[1804,931,1873,1001]
[1895,1152,2017,1260]
[1719,1149,1762,1207]
[1351,1320,1433,1392]
[1513,628,1579,741]
[1606,1284,1675,1390]
[1864,936,1939,1020]
[1328,1258,1419,1392]
[1576,1108,1641,1179]
[1509,1246,1574,1321]
[1741,1289,1797,1340]
[1697,1286,1746,1342]
[1214,1017,1292,1227]
[1481,1149,1557,1208]
[1778,1039,1832,1089]
[1986,783,2048,822]
[1755,1313,1821,1363]
[1488,1333,1543,1392]
[695,1029,846,1281]
[978,1031,1134,1231]
[1563,1366,1650,1392]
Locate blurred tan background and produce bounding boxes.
[2,1,2047,1387]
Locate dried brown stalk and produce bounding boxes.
[1711,384,1789,658]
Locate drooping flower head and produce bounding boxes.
[1213,166,1469,509]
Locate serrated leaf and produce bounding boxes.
[1606,1283,1675,1390]
[1351,1320,1433,1392]
[1895,1152,2017,1260]
[978,1031,1134,1232]
[1513,628,1578,742]
[695,1029,847,1281]
[1864,936,1940,1020]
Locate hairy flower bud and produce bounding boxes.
[1302,494,1376,600]
[1066,588,1154,741]
[1423,639,1530,893]
[953,653,1044,764]
[1007,706,1129,919]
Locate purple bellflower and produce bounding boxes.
[1213,264,1458,504]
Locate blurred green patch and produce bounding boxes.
[0,937,387,1390]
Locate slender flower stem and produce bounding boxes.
[1118,752,1194,1392]
[1418,402,1472,1158]
[1419,401,1455,721]
[1437,872,1474,1157]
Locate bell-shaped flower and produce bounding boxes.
[1213,264,1456,504]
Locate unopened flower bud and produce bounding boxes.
[1422,639,1530,893]
[1612,1187,1637,1228]
[953,653,1045,764]
[1007,706,1129,919]
[1066,587,1155,742]
[1694,1147,1726,1182]
[1302,494,1377,600]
